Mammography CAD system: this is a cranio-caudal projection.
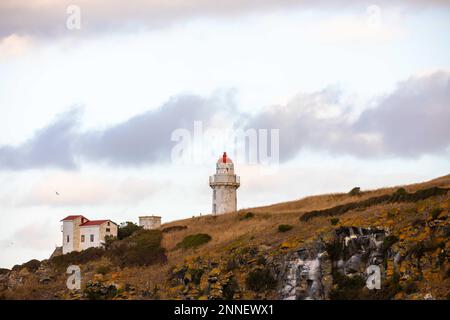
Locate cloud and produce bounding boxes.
[0,91,236,170]
[0,1,448,41]
[0,71,448,170]
[0,108,80,170]
[246,70,450,160]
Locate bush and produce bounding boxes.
[278,224,293,232]
[96,265,110,275]
[176,233,212,249]
[245,268,277,292]
[223,277,239,299]
[300,186,449,222]
[348,187,361,196]
[118,222,142,240]
[395,187,407,196]
[383,235,399,251]
[13,259,41,272]
[162,225,187,233]
[107,230,167,267]
[403,280,418,294]
[50,247,105,269]
[330,218,340,226]
[239,212,254,220]
[329,273,366,300]
[431,207,443,220]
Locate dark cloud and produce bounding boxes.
[0,72,448,170]
[1,0,448,40]
[80,93,233,166]
[0,92,235,170]
[0,109,80,170]
[356,71,450,156]
[247,71,450,161]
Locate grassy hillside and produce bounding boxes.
[1,174,449,300]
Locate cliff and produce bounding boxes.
[1,174,449,300]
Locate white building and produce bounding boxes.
[139,215,161,230]
[61,215,118,254]
[209,152,240,214]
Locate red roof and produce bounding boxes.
[80,220,110,227]
[61,215,87,222]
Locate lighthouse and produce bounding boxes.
[209,152,240,215]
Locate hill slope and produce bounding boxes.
[1,174,449,300]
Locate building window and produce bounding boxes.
[106,228,110,233]
[107,221,110,226]
[90,234,94,242]
[67,235,70,243]
[81,235,85,242]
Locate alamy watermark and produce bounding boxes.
[66,265,81,290]
[171,121,280,172]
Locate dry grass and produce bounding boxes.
[160,174,450,257]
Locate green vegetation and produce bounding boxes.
[50,247,105,269]
[239,212,254,220]
[278,224,293,232]
[223,277,239,299]
[329,273,366,300]
[245,267,277,293]
[95,265,111,275]
[83,282,118,300]
[383,235,399,251]
[12,259,41,272]
[348,187,361,196]
[118,221,142,240]
[330,218,340,226]
[107,230,167,267]
[162,225,187,233]
[300,186,449,222]
[430,207,443,220]
[176,233,212,249]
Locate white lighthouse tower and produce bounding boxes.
[209,152,240,215]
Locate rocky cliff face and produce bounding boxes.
[279,227,391,300]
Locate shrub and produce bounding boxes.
[225,259,239,271]
[118,222,142,240]
[300,186,449,222]
[162,225,187,233]
[50,247,105,269]
[395,187,407,196]
[13,259,41,272]
[96,265,110,275]
[223,277,239,299]
[176,233,212,249]
[430,207,443,220]
[107,230,166,267]
[348,187,361,196]
[245,268,277,292]
[83,282,118,300]
[329,273,365,300]
[239,212,254,220]
[383,235,399,251]
[403,280,418,294]
[278,224,293,232]
[330,218,340,226]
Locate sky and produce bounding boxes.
[0,0,449,268]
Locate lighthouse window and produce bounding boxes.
[67,235,70,243]
[213,204,216,213]
[213,190,216,200]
